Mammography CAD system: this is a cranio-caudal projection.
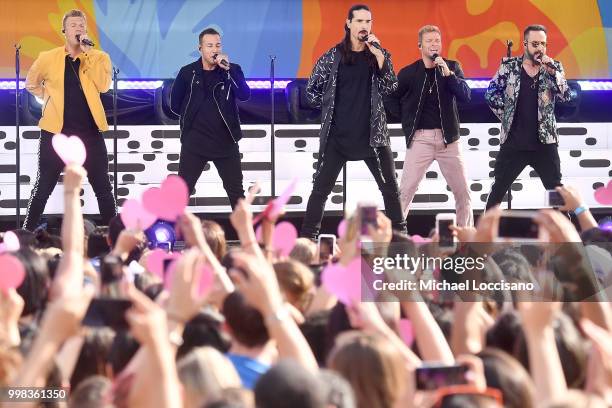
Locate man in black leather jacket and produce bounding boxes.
[386,25,473,226]
[170,27,250,209]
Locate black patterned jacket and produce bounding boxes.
[485,56,575,145]
[305,46,398,171]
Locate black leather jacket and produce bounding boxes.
[385,59,470,147]
[170,60,250,142]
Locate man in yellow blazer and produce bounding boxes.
[23,9,116,231]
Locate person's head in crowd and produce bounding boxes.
[437,394,502,408]
[289,238,318,266]
[515,311,588,388]
[68,375,112,408]
[87,226,111,259]
[70,328,115,390]
[486,311,522,356]
[477,348,535,408]
[325,302,353,358]
[222,291,269,349]
[33,228,63,250]
[300,310,331,367]
[491,248,536,286]
[254,360,327,408]
[328,331,407,408]
[202,219,227,262]
[0,346,22,386]
[7,229,37,249]
[273,260,315,312]
[106,331,140,377]
[317,369,356,408]
[177,310,232,359]
[205,387,254,408]
[177,346,242,408]
[13,248,50,318]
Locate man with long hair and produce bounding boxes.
[300,4,406,239]
[23,9,116,230]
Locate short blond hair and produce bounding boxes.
[418,25,441,45]
[62,9,86,29]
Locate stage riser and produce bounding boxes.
[0,124,610,216]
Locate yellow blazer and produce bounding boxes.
[25,46,111,134]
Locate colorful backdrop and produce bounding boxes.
[1,0,611,79]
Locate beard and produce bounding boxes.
[526,49,542,64]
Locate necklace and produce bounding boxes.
[68,57,83,91]
[427,71,436,94]
[530,72,539,90]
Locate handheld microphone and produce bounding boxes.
[213,53,229,68]
[536,54,556,72]
[76,34,95,47]
[358,34,383,51]
[432,53,444,74]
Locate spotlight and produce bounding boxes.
[145,220,176,251]
[598,216,612,232]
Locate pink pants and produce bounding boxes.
[399,129,473,226]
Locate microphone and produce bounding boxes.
[358,34,383,51]
[213,53,229,68]
[536,54,556,72]
[76,34,95,47]
[432,53,444,75]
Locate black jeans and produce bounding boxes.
[301,144,407,239]
[177,145,245,209]
[486,143,562,209]
[23,130,117,231]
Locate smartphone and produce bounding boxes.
[359,204,378,235]
[415,364,469,390]
[83,298,133,330]
[545,189,565,207]
[436,213,456,249]
[498,211,539,241]
[318,234,336,263]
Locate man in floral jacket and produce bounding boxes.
[484,24,575,209]
[300,4,406,239]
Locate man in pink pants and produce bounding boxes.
[386,25,473,226]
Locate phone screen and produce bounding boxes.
[547,190,565,207]
[438,219,455,247]
[83,298,133,330]
[498,215,539,239]
[360,206,377,235]
[416,365,469,390]
[319,236,335,262]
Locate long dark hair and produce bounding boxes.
[337,4,378,68]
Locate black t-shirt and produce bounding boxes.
[184,67,237,158]
[329,50,374,160]
[416,68,442,130]
[63,55,98,136]
[507,66,540,151]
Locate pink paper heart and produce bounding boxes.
[146,249,181,287]
[142,176,189,221]
[321,257,363,305]
[594,180,612,205]
[120,199,158,230]
[51,133,86,166]
[398,319,414,346]
[2,231,20,252]
[0,254,26,291]
[337,219,347,238]
[255,221,298,257]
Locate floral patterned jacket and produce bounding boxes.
[306,46,398,174]
[485,56,575,145]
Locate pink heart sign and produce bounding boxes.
[253,178,298,224]
[321,257,363,305]
[142,175,189,221]
[146,249,181,287]
[2,231,20,252]
[120,199,157,230]
[255,221,298,257]
[0,254,26,291]
[51,133,86,166]
[594,180,612,205]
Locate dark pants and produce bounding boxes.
[177,145,245,209]
[486,143,562,209]
[301,144,407,239]
[23,130,117,231]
